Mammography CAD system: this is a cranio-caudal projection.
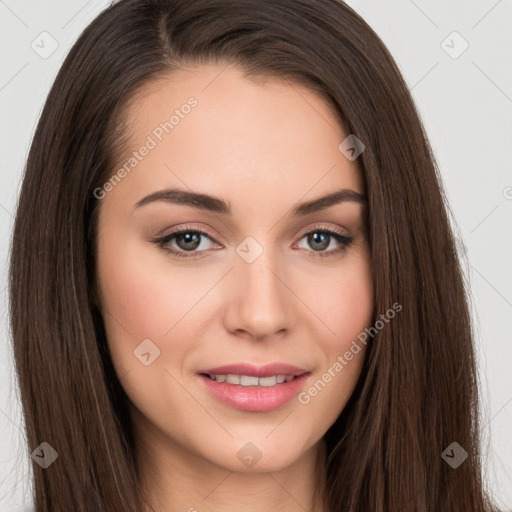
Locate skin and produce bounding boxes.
[95,63,374,512]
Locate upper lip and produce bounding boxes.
[197,363,308,378]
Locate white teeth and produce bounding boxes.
[207,373,296,386]
[226,374,240,385]
[240,375,260,386]
[259,376,278,387]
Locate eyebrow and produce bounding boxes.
[133,187,367,216]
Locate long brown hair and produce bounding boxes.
[9,0,497,510]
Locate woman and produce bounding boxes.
[9,0,498,510]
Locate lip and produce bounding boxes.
[196,363,310,412]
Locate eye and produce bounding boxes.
[295,225,354,259]
[152,227,220,260]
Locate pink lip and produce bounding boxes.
[197,363,308,378]
[196,363,310,412]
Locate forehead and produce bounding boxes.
[108,63,365,213]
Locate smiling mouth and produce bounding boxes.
[197,371,310,412]
[201,373,298,387]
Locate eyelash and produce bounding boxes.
[152,224,354,260]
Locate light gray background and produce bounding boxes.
[1,0,511,510]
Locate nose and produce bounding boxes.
[222,244,293,341]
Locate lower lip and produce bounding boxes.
[197,373,310,412]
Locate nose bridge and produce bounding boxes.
[225,235,291,338]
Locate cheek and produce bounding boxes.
[293,253,374,414]
[99,261,178,338]
[95,228,192,377]
[329,267,374,347]
[297,251,374,351]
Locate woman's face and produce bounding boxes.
[95,64,374,473]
